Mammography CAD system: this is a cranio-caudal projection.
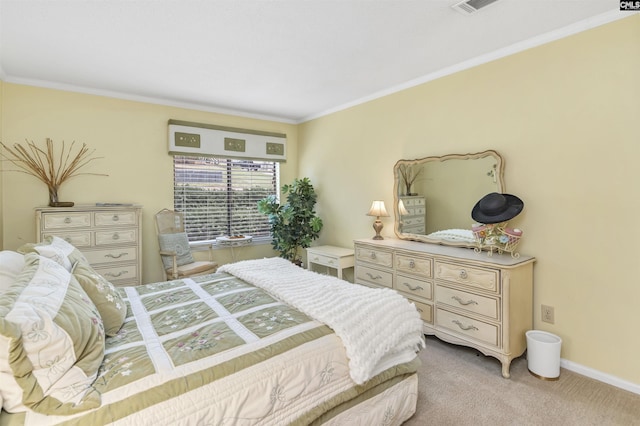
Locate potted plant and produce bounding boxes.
[257,177,323,265]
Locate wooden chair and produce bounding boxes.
[154,208,218,280]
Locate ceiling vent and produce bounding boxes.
[451,0,500,15]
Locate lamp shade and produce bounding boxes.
[398,199,409,216]
[367,201,389,217]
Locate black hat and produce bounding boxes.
[471,192,524,224]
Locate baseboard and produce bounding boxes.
[560,358,640,396]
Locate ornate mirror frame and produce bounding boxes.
[393,150,505,247]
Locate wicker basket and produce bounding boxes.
[472,223,522,258]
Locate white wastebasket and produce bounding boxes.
[526,330,562,380]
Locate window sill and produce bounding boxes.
[189,237,272,252]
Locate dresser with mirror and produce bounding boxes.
[354,150,535,378]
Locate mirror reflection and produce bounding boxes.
[393,150,504,247]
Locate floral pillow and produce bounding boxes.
[18,236,86,272]
[72,257,126,336]
[0,253,104,414]
[0,251,24,292]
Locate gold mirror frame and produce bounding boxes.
[393,150,505,248]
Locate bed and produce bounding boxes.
[0,237,424,425]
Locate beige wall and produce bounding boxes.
[299,15,640,384]
[0,85,297,283]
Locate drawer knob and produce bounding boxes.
[366,272,382,280]
[452,319,478,331]
[112,214,120,221]
[104,270,127,278]
[313,256,319,261]
[112,232,120,240]
[370,252,377,259]
[105,252,128,259]
[459,269,468,279]
[409,260,415,269]
[403,282,424,291]
[64,237,72,243]
[64,217,71,224]
[451,295,478,306]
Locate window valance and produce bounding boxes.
[168,119,287,162]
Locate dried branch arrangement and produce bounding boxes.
[398,164,422,196]
[0,138,107,206]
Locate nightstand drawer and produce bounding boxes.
[396,274,433,300]
[356,265,393,288]
[435,261,498,292]
[436,308,499,347]
[436,285,499,319]
[95,229,138,246]
[84,247,138,265]
[355,246,393,268]
[42,231,92,248]
[413,300,433,324]
[95,210,138,227]
[396,253,432,278]
[307,253,338,268]
[41,212,91,230]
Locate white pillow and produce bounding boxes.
[18,236,86,272]
[0,251,24,292]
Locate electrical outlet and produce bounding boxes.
[541,305,555,324]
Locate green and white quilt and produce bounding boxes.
[2,257,422,426]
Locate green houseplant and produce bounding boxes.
[257,177,323,264]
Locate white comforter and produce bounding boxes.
[219,257,425,384]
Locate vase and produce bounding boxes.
[48,186,74,207]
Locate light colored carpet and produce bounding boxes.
[404,336,640,426]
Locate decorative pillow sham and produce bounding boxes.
[0,253,104,414]
[17,236,87,272]
[72,257,126,336]
[0,251,24,292]
[158,232,195,269]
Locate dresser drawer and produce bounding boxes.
[94,263,138,283]
[42,231,92,248]
[396,274,433,300]
[41,212,91,230]
[407,206,426,216]
[402,216,425,227]
[396,253,432,278]
[413,300,433,324]
[84,247,138,265]
[94,210,138,227]
[95,229,138,246]
[436,308,499,347]
[436,285,499,319]
[435,261,499,292]
[356,265,393,288]
[403,198,425,207]
[355,246,393,268]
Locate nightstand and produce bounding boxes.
[306,245,355,280]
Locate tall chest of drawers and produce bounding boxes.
[354,238,534,378]
[36,205,143,286]
[398,196,426,234]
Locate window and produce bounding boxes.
[173,155,278,242]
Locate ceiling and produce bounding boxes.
[0,1,629,123]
